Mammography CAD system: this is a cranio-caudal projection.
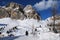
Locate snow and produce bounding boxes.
[0,18,60,40]
[15,32,60,40]
[25,10,32,13]
[0,18,18,32]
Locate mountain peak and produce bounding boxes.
[5,2,23,9]
[0,2,41,20]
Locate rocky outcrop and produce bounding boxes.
[47,15,60,33]
[10,10,25,20]
[0,2,41,20]
[23,5,40,20]
[0,8,9,18]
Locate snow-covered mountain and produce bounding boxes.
[0,2,60,40]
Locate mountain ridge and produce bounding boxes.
[0,2,41,20]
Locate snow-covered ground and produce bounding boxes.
[15,32,60,40]
[0,18,60,40]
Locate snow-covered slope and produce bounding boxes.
[0,17,60,40]
[0,18,18,32]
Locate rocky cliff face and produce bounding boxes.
[0,8,9,18]
[23,5,40,20]
[0,2,41,20]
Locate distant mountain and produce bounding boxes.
[0,2,41,20]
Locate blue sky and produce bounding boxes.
[0,0,60,19]
[0,0,42,6]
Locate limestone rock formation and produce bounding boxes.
[0,2,41,20]
[23,5,40,20]
[0,8,9,18]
